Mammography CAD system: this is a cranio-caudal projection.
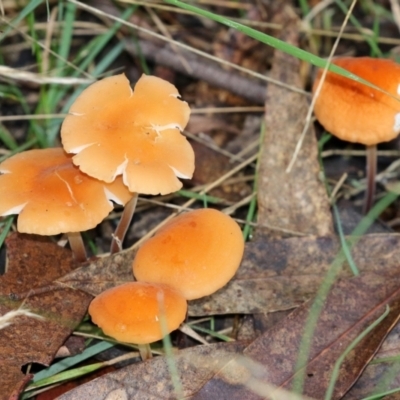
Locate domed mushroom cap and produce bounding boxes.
[88,282,187,344]
[313,57,400,146]
[133,208,245,300]
[61,74,194,195]
[0,148,133,235]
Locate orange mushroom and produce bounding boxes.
[313,57,400,212]
[132,208,245,300]
[61,73,194,253]
[61,73,194,194]
[0,148,133,261]
[88,282,187,344]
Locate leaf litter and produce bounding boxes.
[57,272,400,399]
[0,234,92,399]
[2,1,400,399]
[59,233,400,317]
[56,4,400,399]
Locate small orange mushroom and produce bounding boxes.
[61,73,194,195]
[61,73,195,254]
[88,282,187,344]
[132,208,245,300]
[313,57,400,212]
[0,148,133,260]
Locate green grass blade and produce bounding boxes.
[23,362,104,397]
[0,125,18,150]
[92,42,125,76]
[190,325,232,342]
[332,204,359,276]
[298,0,310,16]
[335,0,382,57]
[0,0,43,43]
[324,306,390,400]
[26,11,42,65]
[177,190,224,204]
[46,5,137,145]
[362,387,400,400]
[0,216,14,249]
[164,0,391,94]
[29,341,115,385]
[44,2,76,108]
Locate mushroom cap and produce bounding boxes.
[132,208,245,300]
[61,73,194,195]
[0,148,133,235]
[313,57,400,145]
[88,282,187,344]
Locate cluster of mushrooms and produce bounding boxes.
[1,56,396,350]
[0,74,195,261]
[90,208,244,347]
[0,73,245,349]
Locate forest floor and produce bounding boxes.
[2,0,400,399]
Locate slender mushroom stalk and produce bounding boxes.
[138,344,153,361]
[363,144,377,214]
[110,193,138,254]
[67,232,87,263]
[312,57,400,213]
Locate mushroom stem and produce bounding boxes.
[67,232,87,263]
[138,344,153,361]
[110,193,139,254]
[363,144,377,214]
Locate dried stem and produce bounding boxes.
[110,193,139,254]
[363,144,377,214]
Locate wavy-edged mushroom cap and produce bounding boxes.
[88,282,187,344]
[0,148,133,235]
[61,73,194,195]
[133,208,244,300]
[313,57,400,146]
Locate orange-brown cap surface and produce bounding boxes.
[88,282,187,344]
[0,148,133,235]
[61,74,194,195]
[133,208,245,300]
[312,57,400,145]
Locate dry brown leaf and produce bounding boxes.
[57,249,135,296]
[189,233,400,316]
[189,273,400,399]
[0,233,92,399]
[59,271,400,399]
[257,5,333,238]
[343,320,400,399]
[58,233,400,317]
[57,342,246,400]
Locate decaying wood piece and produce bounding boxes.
[257,6,334,237]
[124,40,267,105]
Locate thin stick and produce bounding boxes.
[67,232,87,262]
[110,193,139,254]
[363,144,377,214]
